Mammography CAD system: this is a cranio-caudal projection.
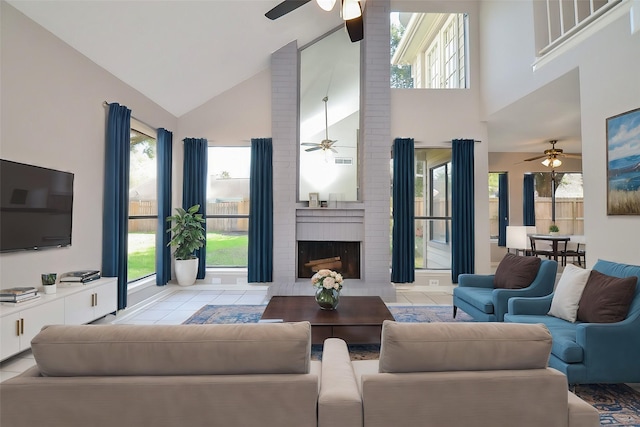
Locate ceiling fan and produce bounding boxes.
[265,0,365,42]
[301,96,339,153]
[524,140,581,168]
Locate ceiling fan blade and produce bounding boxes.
[562,153,582,159]
[330,148,338,153]
[301,143,319,146]
[345,15,364,42]
[305,146,323,152]
[523,155,547,162]
[265,0,312,20]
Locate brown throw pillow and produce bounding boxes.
[577,270,637,323]
[493,253,542,289]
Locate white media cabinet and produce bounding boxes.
[0,277,117,361]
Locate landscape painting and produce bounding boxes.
[607,107,640,215]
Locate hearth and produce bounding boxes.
[298,241,361,279]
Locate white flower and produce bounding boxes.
[311,269,344,291]
[323,276,336,289]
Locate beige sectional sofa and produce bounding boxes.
[0,322,321,427]
[323,321,600,427]
[1,320,601,427]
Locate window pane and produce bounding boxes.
[488,172,500,239]
[390,13,468,89]
[206,147,250,267]
[128,128,157,282]
[415,219,452,269]
[534,172,584,235]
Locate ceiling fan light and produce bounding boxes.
[316,0,336,12]
[342,0,362,20]
[542,157,562,168]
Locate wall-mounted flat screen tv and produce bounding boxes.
[1,159,74,252]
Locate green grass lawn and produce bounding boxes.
[127,232,248,281]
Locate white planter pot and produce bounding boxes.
[175,258,199,286]
[43,284,56,294]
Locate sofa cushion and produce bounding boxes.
[378,321,552,373]
[493,253,541,289]
[452,286,494,313]
[577,270,637,323]
[548,264,591,322]
[31,322,312,377]
[503,314,584,363]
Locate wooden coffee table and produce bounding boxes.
[261,296,394,344]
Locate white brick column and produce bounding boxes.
[362,0,392,289]
[270,41,298,284]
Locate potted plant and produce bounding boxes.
[167,204,206,286]
[41,273,57,294]
[549,224,560,236]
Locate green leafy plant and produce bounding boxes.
[549,224,559,233]
[166,205,206,260]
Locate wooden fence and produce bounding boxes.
[128,200,249,233]
[489,197,584,237]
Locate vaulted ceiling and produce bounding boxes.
[7,0,582,155]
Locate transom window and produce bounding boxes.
[391,12,468,89]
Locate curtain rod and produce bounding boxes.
[103,101,158,132]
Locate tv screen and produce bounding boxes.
[1,159,74,252]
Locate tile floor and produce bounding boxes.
[0,284,453,382]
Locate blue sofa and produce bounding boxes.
[505,259,640,385]
[453,259,557,322]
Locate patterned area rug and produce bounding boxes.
[183,304,640,426]
[182,304,472,325]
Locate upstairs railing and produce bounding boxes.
[539,0,622,55]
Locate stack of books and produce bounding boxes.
[60,270,101,283]
[1,287,40,304]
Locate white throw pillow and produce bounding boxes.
[548,264,591,322]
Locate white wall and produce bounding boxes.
[480,1,640,266]
[0,2,177,288]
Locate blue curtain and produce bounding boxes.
[391,138,415,283]
[497,173,509,246]
[182,138,208,279]
[451,139,475,283]
[102,103,131,310]
[155,128,172,286]
[523,174,536,226]
[248,138,273,282]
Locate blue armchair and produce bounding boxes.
[504,259,640,385]
[453,259,558,322]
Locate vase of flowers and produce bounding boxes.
[312,269,344,310]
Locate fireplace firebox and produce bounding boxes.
[297,241,361,279]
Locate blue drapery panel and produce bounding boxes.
[497,173,509,246]
[182,138,208,279]
[156,128,172,286]
[248,138,274,282]
[102,103,131,310]
[451,139,475,283]
[523,174,536,226]
[391,138,415,283]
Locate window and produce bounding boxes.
[391,12,468,89]
[534,172,584,234]
[392,148,452,270]
[127,124,157,282]
[206,146,250,267]
[488,172,500,239]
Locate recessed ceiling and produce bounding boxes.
[8,0,343,117]
[486,69,582,154]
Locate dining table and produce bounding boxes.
[528,234,570,262]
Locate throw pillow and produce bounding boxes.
[547,264,591,322]
[494,253,542,289]
[577,270,637,323]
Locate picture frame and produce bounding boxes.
[606,107,640,215]
[309,192,319,208]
